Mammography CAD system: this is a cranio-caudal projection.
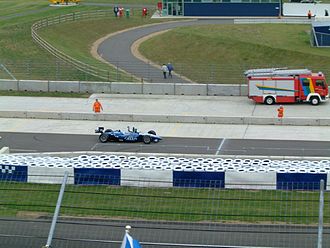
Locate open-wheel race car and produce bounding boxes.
[95,126,162,144]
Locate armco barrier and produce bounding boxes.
[0,79,247,96]
[1,154,329,190]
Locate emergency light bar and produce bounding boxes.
[245,68,312,77]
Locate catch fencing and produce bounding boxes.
[0,172,329,248]
[2,60,330,84]
[312,31,330,47]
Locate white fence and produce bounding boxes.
[284,3,330,17]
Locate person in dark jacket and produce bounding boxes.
[167,62,174,78]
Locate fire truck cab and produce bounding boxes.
[246,68,329,105]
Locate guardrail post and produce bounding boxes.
[116,63,119,82]
[148,61,151,83]
[317,179,325,248]
[43,171,69,248]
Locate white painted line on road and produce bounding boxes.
[215,138,226,155]
[90,143,99,151]
[11,149,37,152]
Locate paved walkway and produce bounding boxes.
[1,95,330,141]
[1,94,330,118]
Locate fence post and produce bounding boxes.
[148,61,150,82]
[317,179,325,248]
[116,63,119,82]
[43,171,69,248]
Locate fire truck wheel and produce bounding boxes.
[310,96,320,105]
[264,96,275,105]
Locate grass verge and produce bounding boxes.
[0,0,159,81]
[1,182,329,224]
[139,24,330,83]
[0,90,89,98]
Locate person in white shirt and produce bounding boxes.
[161,64,168,79]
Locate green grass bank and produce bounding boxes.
[1,1,330,84]
[139,24,330,83]
[2,182,329,224]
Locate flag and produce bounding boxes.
[120,232,142,248]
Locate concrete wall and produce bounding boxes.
[284,3,330,17]
[0,79,247,96]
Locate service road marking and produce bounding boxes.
[11,149,38,152]
[90,143,99,151]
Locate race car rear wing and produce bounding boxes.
[95,127,104,133]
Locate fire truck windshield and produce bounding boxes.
[316,80,326,89]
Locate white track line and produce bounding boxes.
[215,138,226,155]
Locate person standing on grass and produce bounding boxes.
[161,64,168,79]
[167,62,174,78]
[93,99,103,113]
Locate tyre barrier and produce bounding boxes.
[0,155,329,190]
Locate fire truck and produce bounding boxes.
[246,68,329,105]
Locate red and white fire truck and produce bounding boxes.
[246,68,329,105]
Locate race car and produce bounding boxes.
[95,126,162,144]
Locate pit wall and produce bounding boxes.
[0,79,247,96]
[1,154,329,190]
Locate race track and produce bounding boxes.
[1,132,330,157]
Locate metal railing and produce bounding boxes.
[31,10,126,81]
[2,60,330,84]
[0,172,329,248]
[312,30,330,47]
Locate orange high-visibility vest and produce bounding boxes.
[277,106,284,118]
[93,101,103,113]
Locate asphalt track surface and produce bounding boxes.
[98,19,233,84]
[1,218,329,248]
[1,132,330,157]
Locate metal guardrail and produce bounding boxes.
[31,10,118,81]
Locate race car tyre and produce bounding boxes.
[310,96,320,105]
[143,135,151,144]
[104,129,113,133]
[148,130,156,135]
[264,96,275,105]
[99,133,108,143]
